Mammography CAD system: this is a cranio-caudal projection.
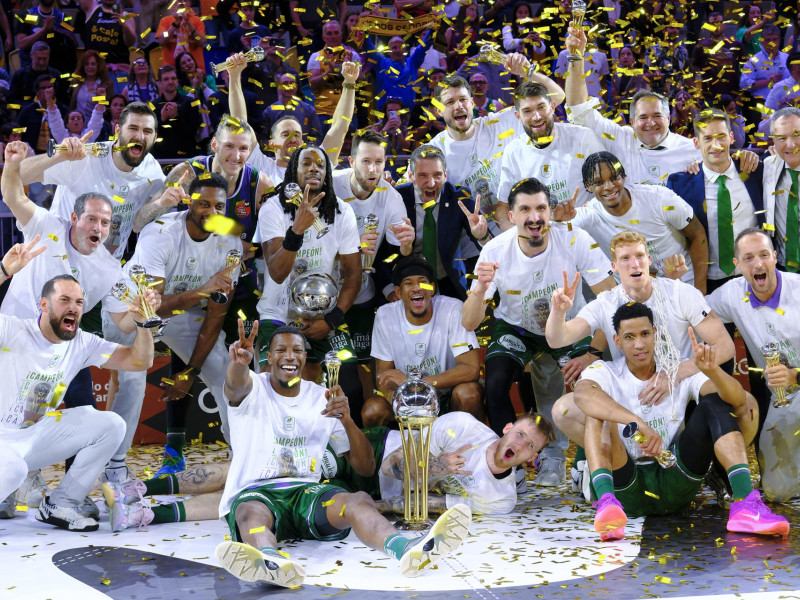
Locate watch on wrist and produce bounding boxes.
[186,365,201,377]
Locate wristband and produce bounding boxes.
[324,306,346,330]
[186,365,201,377]
[479,232,492,243]
[342,82,356,89]
[282,227,304,251]
[0,261,10,279]
[134,320,150,328]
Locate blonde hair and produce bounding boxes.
[610,230,648,261]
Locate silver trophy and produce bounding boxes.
[568,0,587,62]
[478,44,508,66]
[284,182,331,239]
[121,266,163,329]
[209,249,242,304]
[287,272,339,327]
[210,46,265,77]
[47,139,108,159]
[393,367,439,530]
[361,214,380,273]
[622,421,676,468]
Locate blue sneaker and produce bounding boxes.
[153,445,186,477]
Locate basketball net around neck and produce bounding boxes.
[621,278,681,420]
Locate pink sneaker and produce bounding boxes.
[593,493,627,541]
[727,490,790,538]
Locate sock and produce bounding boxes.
[144,474,178,496]
[259,546,283,559]
[727,464,753,500]
[591,468,615,498]
[165,429,186,458]
[574,446,586,463]
[383,533,418,560]
[150,502,186,524]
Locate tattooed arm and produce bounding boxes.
[374,494,448,515]
[381,443,473,486]
[133,161,195,232]
[170,463,230,495]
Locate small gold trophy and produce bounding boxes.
[392,368,439,530]
[47,139,108,158]
[324,351,343,419]
[568,0,587,62]
[125,265,163,329]
[284,182,331,238]
[361,214,380,273]
[477,44,508,66]
[622,421,677,468]
[210,46,266,77]
[209,249,242,304]
[761,343,792,408]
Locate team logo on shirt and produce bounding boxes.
[186,258,198,271]
[766,323,778,338]
[540,164,552,179]
[120,186,129,194]
[462,474,476,487]
[48,355,61,369]
[469,154,480,168]
[70,267,79,278]
[283,416,296,431]
[648,165,661,180]
[415,343,426,357]
[235,200,250,218]
[533,270,544,284]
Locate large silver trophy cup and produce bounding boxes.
[287,272,339,327]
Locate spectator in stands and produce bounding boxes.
[608,45,648,115]
[69,50,113,122]
[445,2,481,71]
[289,0,341,59]
[371,97,412,155]
[469,72,503,118]
[671,90,699,138]
[363,31,431,109]
[208,68,262,134]
[765,52,800,111]
[228,1,270,54]
[156,0,206,72]
[8,42,63,109]
[784,10,800,54]
[736,4,773,56]
[152,65,201,159]
[123,55,159,104]
[15,0,78,74]
[645,22,690,97]
[409,69,447,141]
[741,25,790,122]
[720,94,747,149]
[262,72,322,146]
[691,11,745,103]
[502,2,544,59]
[244,36,295,106]
[175,49,217,101]
[0,122,35,160]
[78,0,137,93]
[48,107,104,143]
[99,93,127,141]
[17,75,68,153]
[309,20,361,131]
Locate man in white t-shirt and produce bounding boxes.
[707,228,800,502]
[573,302,786,541]
[228,53,359,186]
[365,255,483,425]
[0,273,156,532]
[214,324,472,588]
[548,230,734,447]
[331,130,414,362]
[18,102,167,260]
[256,146,367,424]
[462,177,616,485]
[102,173,241,479]
[560,151,708,288]
[428,60,565,229]
[496,80,604,230]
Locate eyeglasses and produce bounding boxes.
[133,60,147,66]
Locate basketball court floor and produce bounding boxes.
[3,444,799,600]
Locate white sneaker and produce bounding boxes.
[0,492,15,519]
[36,496,98,532]
[570,459,592,502]
[103,465,132,484]
[399,503,472,578]
[102,478,146,509]
[17,470,48,508]
[111,501,154,532]
[215,541,306,587]
[79,495,100,520]
[535,456,566,487]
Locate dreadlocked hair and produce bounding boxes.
[581,151,626,189]
[274,146,340,225]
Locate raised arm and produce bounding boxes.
[100,323,155,372]
[18,131,91,185]
[322,61,360,165]
[545,271,592,347]
[462,261,498,331]
[226,53,249,123]
[564,26,589,106]
[264,187,324,284]
[133,164,193,232]
[1,141,39,227]
[224,319,257,407]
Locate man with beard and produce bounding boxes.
[462,178,616,486]
[557,151,708,289]
[331,130,414,362]
[707,228,800,503]
[0,273,156,532]
[495,80,604,230]
[427,62,564,229]
[365,254,483,424]
[256,146,367,423]
[2,140,152,515]
[104,173,241,477]
[228,53,359,186]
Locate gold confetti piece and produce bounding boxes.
[451,343,468,347]
[237,309,247,321]
[112,195,125,203]
[16,505,28,511]
[336,350,353,361]
[421,200,436,210]
[101,578,111,585]
[431,98,445,111]
[311,459,316,471]
[48,233,59,242]
[498,129,515,140]
[408,328,423,334]
[506,290,521,295]
[655,576,672,584]
[628,219,640,224]
[203,214,244,237]
[762,223,775,231]
[339,504,346,517]
[644,490,659,498]
[383,253,399,263]
[288,377,300,387]
[602,133,616,140]
[447,429,456,438]
[662,206,674,211]
[249,526,265,534]
[161,377,175,386]
[776,308,785,315]
[172,310,185,315]
[590,243,599,249]
[419,283,434,290]
[45,411,62,421]
[536,136,554,144]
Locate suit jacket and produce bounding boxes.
[396,181,481,300]
[667,157,765,240]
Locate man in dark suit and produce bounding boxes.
[151,65,201,159]
[667,109,765,294]
[395,145,488,300]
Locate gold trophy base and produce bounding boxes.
[393,518,433,531]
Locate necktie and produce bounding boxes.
[716,174,735,275]
[422,203,438,283]
[786,169,800,272]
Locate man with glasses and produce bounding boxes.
[468,73,502,118]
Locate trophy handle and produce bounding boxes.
[47,138,57,158]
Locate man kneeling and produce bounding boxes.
[215,322,472,587]
[573,303,788,541]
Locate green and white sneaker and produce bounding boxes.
[399,503,472,577]
[215,541,306,588]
